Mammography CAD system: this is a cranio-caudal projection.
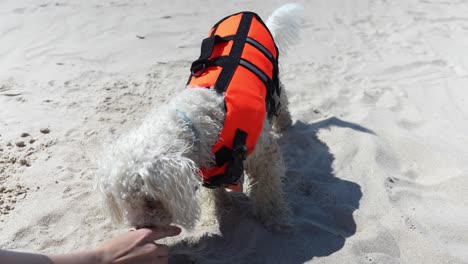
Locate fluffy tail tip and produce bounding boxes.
[266,3,304,55]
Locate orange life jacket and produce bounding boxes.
[187,11,280,189]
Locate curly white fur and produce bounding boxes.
[96,89,225,229]
[96,4,302,231]
[266,3,303,55]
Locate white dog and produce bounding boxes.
[96,4,302,232]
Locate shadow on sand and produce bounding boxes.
[170,117,371,264]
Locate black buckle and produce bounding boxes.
[190,59,216,77]
[190,35,230,78]
[202,181,219,189]
[191,62,206,77]
[223,129,248,185]
[233,145,247,160]
[206,148,248,188]
[202,130,248,188]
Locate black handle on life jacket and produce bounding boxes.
[190,59,212,77]
[190,35,232,77]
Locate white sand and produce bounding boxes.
[1,0,468,263]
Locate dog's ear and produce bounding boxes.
[139,153,201,229]
[103,192,125,223]
[95,174,125,224]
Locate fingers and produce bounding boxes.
[96,228,179,264]
[152,243,170,257]
[139,243,169,257]
[116,243,169,263]
[141,243,170,264]
[140,225,182,242]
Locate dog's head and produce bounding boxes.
[97,150,201,230]
[96,87,226,230]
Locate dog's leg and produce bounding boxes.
[197,187,230,227]
[245,125,291,231]
[273,81,292,133]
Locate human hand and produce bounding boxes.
[95,226,181,264]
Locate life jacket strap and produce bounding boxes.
[202,129,248,188]
[214,13,254,94]
[190,35,232,77]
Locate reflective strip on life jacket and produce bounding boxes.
[187,11,279,189]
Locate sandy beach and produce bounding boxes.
[1,0,468,263]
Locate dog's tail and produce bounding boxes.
[266,3,303,55]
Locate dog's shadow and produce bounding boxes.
[169,117,370,264]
